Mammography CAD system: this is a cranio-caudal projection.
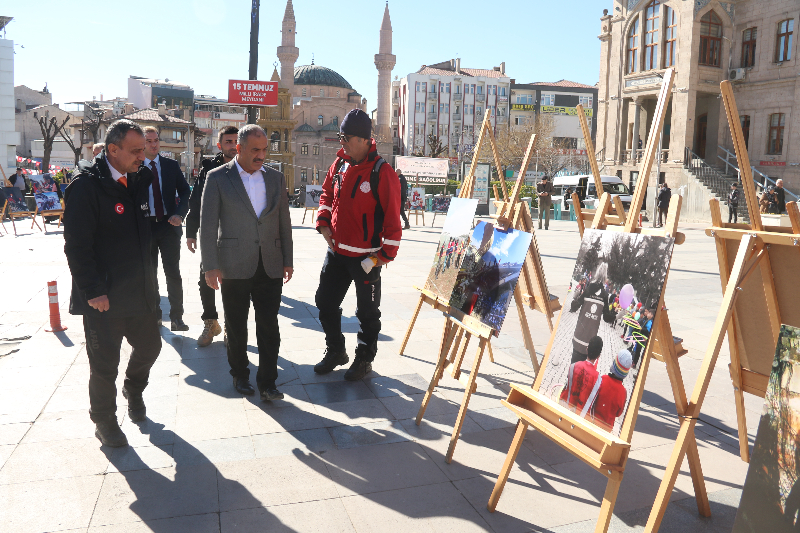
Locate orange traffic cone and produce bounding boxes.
[45,281,68,332]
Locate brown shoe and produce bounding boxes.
[197,319,222,347]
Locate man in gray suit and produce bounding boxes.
[200,125,294,401]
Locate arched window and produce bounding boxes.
[627,18,640,74]
[317,115,324,126]
[644,1,660,70]
[270,131,280,152]
[664,6,677,67]
[699,11,722,66]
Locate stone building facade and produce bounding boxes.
[596,0,799,221]
[257,69,297,191]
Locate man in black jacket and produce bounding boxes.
[142,126,191,331]
[63,119,162,447]
[657,182,671,227]
[185,125,238,347]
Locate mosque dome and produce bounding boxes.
[294,64,353,90]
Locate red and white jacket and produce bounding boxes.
[316,140,402,262]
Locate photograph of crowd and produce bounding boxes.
[432,195,451,212]
[539,229,675,436]
[734,325,800,533]
[423,198,478,301]
[448,221,533,333]
[409,187,425,210]
[35,192,61,211]
[3,187,29,212]
[305,185,323,208]
[29,174,58,194]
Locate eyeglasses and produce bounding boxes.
[337,133,353,143]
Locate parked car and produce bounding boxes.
[552,175,635,211]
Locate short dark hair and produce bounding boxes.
[105,119,144,148]
[218,125,239,144]
[237,124,266,146]
[587,336,603,361]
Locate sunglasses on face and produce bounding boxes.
[337,133,355,143]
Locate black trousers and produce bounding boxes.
[658,207,669,226]
[400,198,409,226]
[199,269,218,321]
[220,254,283,388]
[151,220,184,320]
[728,204,738,223]
[83,311,162,422]
[315,249,382,361]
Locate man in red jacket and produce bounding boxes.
[313,109,402,381]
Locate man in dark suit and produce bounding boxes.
[201,125,294,401]
[142,126,191,331]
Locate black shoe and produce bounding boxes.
[95,418,128,447]
[344,357,373,381]
[122,387,146,423]
[314,347,349,374]
[233,376,255,396]
[171,318,189,331]
[260,384,285,401]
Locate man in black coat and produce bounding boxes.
[142,126,191,331]
[185,125,238,347]
[775,179,786,214]
[63,119,162,447]
[398,170,410,229]
[657,182,671,227]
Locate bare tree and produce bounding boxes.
[82,103,105,144]
[59,121,85,167]
[37,113,71,173]
[426,134,448,158]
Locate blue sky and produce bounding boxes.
[6,0,603,110]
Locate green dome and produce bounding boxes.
[294,64,353,90]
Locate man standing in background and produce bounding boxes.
[397,170,410,229]
[142,126,191,331]
[186,125,238,347]
[656,181,671,227]
[537,175,554,230]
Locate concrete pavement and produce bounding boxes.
[0,208,752,532]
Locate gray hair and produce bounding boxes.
[105,119,144,148]
[238,124,267,146]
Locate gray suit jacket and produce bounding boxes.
[200,160,293,280]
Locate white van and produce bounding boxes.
[551,175,634,211]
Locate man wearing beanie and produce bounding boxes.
[313,109,402,381]
[586,349,632,432]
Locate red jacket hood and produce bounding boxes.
[335,139,379,165]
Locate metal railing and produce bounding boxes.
[475,94,486,102]
[684,147,739,198]
[716,145,799,201]
[453,93,462,101]
[427,112,437,119]
[427,92,438,100]
[619,148,670,164]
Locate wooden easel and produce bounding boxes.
[302,167,318,224]
[2,199,41,235]
[409,174,425,226]
[487,68,712,533]
[642,80,800,532]
[430,193,449,227]
[409,111,562,462]
[31,198,65,232]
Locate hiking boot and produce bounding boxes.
[344,356,373,381]
[122,387,146,423]
[95,418,128,447]
[313,347,349,375]
[197,319,222,347]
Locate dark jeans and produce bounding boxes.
[658,207,669,226]
[315,249,382,361]
[83,311,162,422]
[199,269,218,320]
[220,254,282,388]
[400,207,409,226]
[728,204,738,223]
[151,220,184,320]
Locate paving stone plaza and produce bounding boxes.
[0,210,754,532]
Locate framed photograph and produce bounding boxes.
[538,229,675,437]
[432,196,451,213]
[3,187,29,212]
[448,221,533,333]
[305,185,323,208]
[409,188,425,210]
[423,198,478,301]
[35,192,61,212]
[29,174,58,194]
[734,325,800,532]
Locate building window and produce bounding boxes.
[320,89,324,96]
[476,85,483,94]
[699,11,722,67]
[468,84,475,94]
[301,170,307,182]
[466,104,474,115]
[541,93,555,106]
[439,103,449,114]
[172,130,184,141]
[488,105,495,116]
[742,27,757,67]
[477,106,483,116]
[644,1,660,71]
[393,128,398,138]
[500,87,507,96]
[313,144,320,155]
[455,84,461,93]
[516,94,533,104]
[302,88,307,96]
[579,95,593,108]
[776,19,794,62]
[663,6,676,68]
[740,115,750,149]
[498,107,506,116]
[317,115,323,125]
[768,113,785,154]
[430,83,436,93]
[421,82,426,93]
[415,102,423,113]
[301,144,308,155]
[331,116,338,125]
[627,17,640,74]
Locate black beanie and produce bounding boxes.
[340,109,372,139]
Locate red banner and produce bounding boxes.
[228,79,278,106]
[759,160,786,167]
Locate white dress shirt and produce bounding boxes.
[144,155,167,217]
[235,158,267,218]
[105,156,126,183]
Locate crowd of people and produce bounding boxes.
[62,109,403,448]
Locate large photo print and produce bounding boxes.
[539,229,675,437]
[448,221,533,333]
[423,198,478,301]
